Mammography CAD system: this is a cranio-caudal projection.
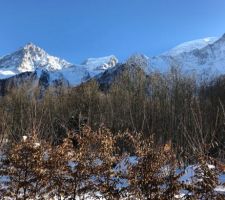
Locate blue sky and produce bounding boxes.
[0,0,225,64]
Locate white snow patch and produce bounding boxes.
[0,70,17,79]
[164,37,218,56]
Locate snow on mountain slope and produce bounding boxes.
[149,34,225,76]
[51,55,118,86]
[49,65,90,86]
[0,43,90,84]
[0,43,119,86]
[164,37,218,56]
[95,34,225,88]
[0,70,17,79]
[0,43,72,79]
[1,33,225,88]
[82,55,118,76]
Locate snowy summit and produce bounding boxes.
[1,34,225,86]
[0,43,119,85]
[163,37,218,56]
[0,43,72,79]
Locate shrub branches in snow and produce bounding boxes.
[0,133,50,199]
[0,126,224,199]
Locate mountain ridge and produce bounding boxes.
[0,43,118,86]
[148,34,225,76]
[0,33,225,93]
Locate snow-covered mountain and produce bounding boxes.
[0,43,118,88]
[83,55,118,71]
[0,43,72,79]
[94,34,225,89]
[149,34,225,76]
[1,33,225,94]
[163,37,218,56]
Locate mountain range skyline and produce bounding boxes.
[1,33,225,87]
[1,0,225,64]
[0,33,224,65]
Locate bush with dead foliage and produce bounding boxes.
[0,126,224,199]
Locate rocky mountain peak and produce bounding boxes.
[0,43,72,77]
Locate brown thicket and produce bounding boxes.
[127,135,183,200]
[0,131,50,199]
[0,126,224,199]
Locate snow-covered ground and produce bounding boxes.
[178,164,225,197]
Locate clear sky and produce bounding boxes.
[0,0,225,64]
